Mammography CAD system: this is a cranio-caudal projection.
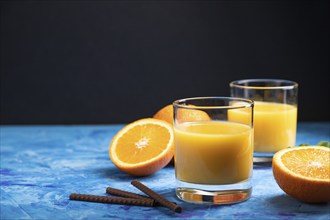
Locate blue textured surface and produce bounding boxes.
[1,122,329,219]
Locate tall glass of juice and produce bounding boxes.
[230,79,298,162]
[173,97,254,204]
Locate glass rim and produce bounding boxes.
[173,96,254,110]
[230,79,298,90]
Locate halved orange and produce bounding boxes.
[272,146,330,203]
[109,118,174,176]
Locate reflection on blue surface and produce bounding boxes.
[1,123,329,219]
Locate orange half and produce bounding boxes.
[272,146,330,203]
[109,118,174,176]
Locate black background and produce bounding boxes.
[1,0,329,124]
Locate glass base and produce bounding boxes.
[176,179,252,205]
[253,152,274,164]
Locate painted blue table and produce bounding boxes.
[1,122,329,219]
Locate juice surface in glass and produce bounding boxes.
[174,121,253,185]
[229,101,297,152]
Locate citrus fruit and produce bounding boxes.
[153,104,210,165]
[153,105,174,124]
[272,146,330,203]
[109,118,174,176]
[153,104,210,125]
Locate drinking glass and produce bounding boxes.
[173,97,254,204]
[230,79,298,162]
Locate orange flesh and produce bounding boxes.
[282,148,330,180]
[115,124,171,164]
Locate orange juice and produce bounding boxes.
[229,101,297,152]
[174,121,253,185]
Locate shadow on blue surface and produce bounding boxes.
[266,194,330,215]
[253,163,272,169]
[93,167,134,181]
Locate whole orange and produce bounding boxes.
[153,105,174,124]
[153,104,210,165]
[153,104,210,125]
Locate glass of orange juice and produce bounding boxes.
[230,79,298,162]
[173,97,254,204]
